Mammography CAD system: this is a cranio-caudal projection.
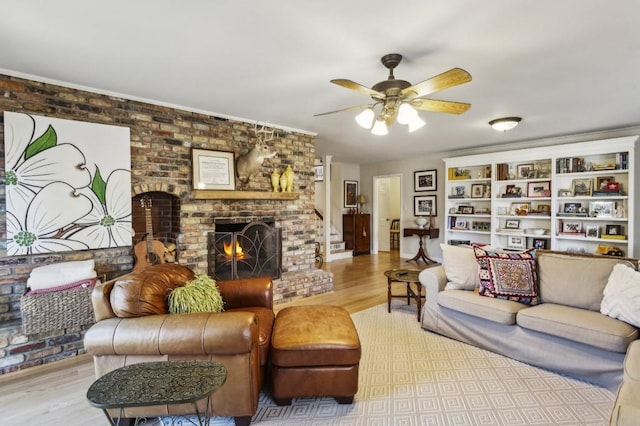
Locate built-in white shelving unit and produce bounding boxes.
[443,136,638,257]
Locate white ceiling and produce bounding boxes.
[2,1,640,164]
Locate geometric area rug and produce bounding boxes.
[166,302,615,425]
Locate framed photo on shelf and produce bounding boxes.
[454,219,468,229]
[414,169,437,191]
[471,184,485,198]
[537,204,551,215]
[585,225,600,238]
[314,165,324,182]
[605,224,622,235]
[505,219,520,229]
[532,238,547,249]
[507,235,526,250]
[460,206,475,215]
[414,195,437,216]
[562,221,582,233]
[558,188,573,197]
[505,184,522,196]
[517,163,534,179]
[527,181,551,197]
[596,176,615,190]
[344,180,358,208]
[563,202,582,213]
[589,201,615,218]
[571,178,593,196]
[510,202,531,215]
[192,148,236,190]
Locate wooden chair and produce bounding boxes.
[389,219,400,250]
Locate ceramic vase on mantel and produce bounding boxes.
[271,169,281,192]
[283,165,294,192]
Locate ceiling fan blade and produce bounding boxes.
[313,104,373,117]
[411,99,471,115]
[401,68,472,99]
[331,79,385,99]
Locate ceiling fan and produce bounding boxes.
[315,53,472,135]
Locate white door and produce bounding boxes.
[377,178,391,251]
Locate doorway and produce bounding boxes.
[373,175,402,253]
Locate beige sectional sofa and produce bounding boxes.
[420,247,639,392]
[611,340,640,425]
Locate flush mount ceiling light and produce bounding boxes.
[489,117,522,132]
[314,53,472,135]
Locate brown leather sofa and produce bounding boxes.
[84,263,274,426]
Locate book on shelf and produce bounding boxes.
[496,228,522,234]
[601,234,627,240]
[591,190,622,197]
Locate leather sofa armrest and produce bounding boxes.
[217,276,273,310]
[419,266,447,310]
[84,311,258,356]
[91,280,116,321]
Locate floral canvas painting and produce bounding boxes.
[3,112,132,255]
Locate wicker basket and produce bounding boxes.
[21,283,95,335]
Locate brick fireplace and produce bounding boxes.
[0,73,332,373]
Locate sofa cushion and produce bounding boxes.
[517,303,638,353]
[537,251,637,311]
[110,264,195,317]
[601,263,640,328]
[438,289,528,325]
[473,246,538,305]
[440,244,479,290]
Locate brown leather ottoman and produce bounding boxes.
[270,305,361,405]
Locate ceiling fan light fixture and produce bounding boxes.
[355,107,375,129]
[371,119,389,136]
[397,102,417,125]
[408,115,426,133]
[489,117,522,132]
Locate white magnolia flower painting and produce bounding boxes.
[3,111,132,255]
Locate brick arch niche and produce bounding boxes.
[131,191,181,261]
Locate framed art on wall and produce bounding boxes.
[414,169,437,192]
[314,165,324,182]
[192,148,236,190]
[414,195,437,216]
[344,180,358,208]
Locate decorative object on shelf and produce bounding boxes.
[460,206,474,215]
[414,217,428,229]
[489,117,521,132]
[282,165,294,192]
[344,180,358,208]
[527,181,551,198]
[454,219,468,229]
[526,228,546,236]
[193,148,236,190]
[414,169,437,192]
[448,185,466,199]
[271,168,281,192]
[357,194,367,213]
[596,176,615,191]
[606,224,623,236]
[558,189,573,197]
[235,124,277,184]
[314,164,324,182]
[503,184,523,198]
[279,173,288,194]
[562,221,583,233]
[316,53,472,135]
[414,195,437,216]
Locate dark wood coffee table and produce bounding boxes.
[384,269,424,321]
[87,360,226,426]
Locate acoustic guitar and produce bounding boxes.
[133,197,166,270]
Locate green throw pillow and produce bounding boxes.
[167,274,224,314]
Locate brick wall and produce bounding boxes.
[0,73,332,373]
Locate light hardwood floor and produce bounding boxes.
[0,251,427,426]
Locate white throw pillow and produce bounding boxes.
[441,244,480,291]
[27,260,97,291]
[601,263,640,328]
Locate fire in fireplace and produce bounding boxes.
[209,219,282,281]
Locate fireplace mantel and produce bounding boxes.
[193,190,299,200]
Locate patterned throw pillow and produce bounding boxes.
[473,245,539,305]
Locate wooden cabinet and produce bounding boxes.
[343,214,370,255]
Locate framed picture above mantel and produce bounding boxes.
[192,148,236,190]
